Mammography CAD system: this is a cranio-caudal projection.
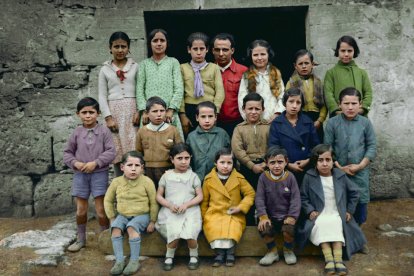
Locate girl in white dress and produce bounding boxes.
[155,143,203,271]
[298,144,366,275]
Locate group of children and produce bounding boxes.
[62,31,376,275]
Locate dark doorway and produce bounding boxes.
[144,6,308,83]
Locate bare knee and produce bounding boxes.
[112,228,122,237]
[127,227,140,239]
[168,239,179,249]
[187,239,198,249]
[76,198,88,217]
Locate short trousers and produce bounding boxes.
[72,171,109,199]
[259,219,295,237]
[111,214,150,234]
[353,203,368,225]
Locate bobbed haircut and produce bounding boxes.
[109,31,131,48]
[187,32,209,48]
[145,96,167,112]
[334,35,360,58]
[77,97,100,113]
[282,87,305,108]
[121,150,145,166]
[293,49,314,63]
[147,28,168,54]
[309,144,334,169]
[214,147,234,163]
[169,142,192,158]
[338,87,362,103]
[196,101,217,115]
[247,39,275,61]
[265,146,288,162]
[242,92,265,109]
[211,33,235,48]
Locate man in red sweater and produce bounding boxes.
[212,33,247,137]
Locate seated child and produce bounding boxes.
[255,147,300,266]
[155,143,203,271]
[231,92,269,225]
[104,151,158,275]
[201,148,255,267]
[136,96,182,188]
[63,97,116,252]
[186,101,230,181]
[297,144,367,275]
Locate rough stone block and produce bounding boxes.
[34,174,75,216]
[26,72,46,86]
[49,71,88,89]
[0,175,33,218]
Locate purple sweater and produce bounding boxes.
[255,171,301,220]
[63,124,116,172]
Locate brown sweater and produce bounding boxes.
[136,124,182,167]
[231,120,270,169]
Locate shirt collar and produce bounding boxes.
[218,59,232,72]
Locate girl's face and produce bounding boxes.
[294,54,313,77]
[110,39,129,62]
[338,42,354,64]
[171,151,191,173]
[77,106,99,129]
[215,154,233,176]
[188,39,208,63]
[316,151,333,177]
[339,95,361,120]
[266,154,287,177]
[121,157,143,180]
[285,95,302,117]
[252,46,269,72]
[151,32,167,56]
[147,103,166,125]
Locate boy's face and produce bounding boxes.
[147,103,166,125]
[243,100,264,124]
[215,154,234,176]
[266,154,287,176]
[77,106,99,128]
[121,156,143,180]
[339,95,361,120]
[196,107,217,131]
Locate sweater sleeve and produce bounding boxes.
[146,179,159,222]
[104,180,118,219]
[274,77,286,114]
[94,127,116,168]
[361,69,373,114]
[63,131,77,169]
[255,174,267,218]
[136,60,147,111]
[170,59,184,111]
[364,120,377,161]
[344,174,359,215]
[200,180,210,218]
[98,68,111,118]
[213,65,225,113]
[136,128,144,154]
[323,69,339,114]
[231,126,255,169]
[238,177,256,214]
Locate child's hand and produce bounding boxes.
[346,212,352,222]
[180,114,193,135]
[147,221,155,233]
[284,216,296,225]
[289,162,303,172]
[309,211,319,220]
[105,116,119,133]
[347,164,361,174]
[168,203,179,213]
[227,206,241,215]
[252,163,266,174]
[141,113,150,125]
[132,112,140,126]
[177,203,188,214]
[297,159,309,169]
[81,161,97,173]
[258,219,271,232]
[74,161,85,171]
[165,109,174,124]
[314,121,322,129]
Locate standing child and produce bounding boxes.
[63,97,116,252]
[104,151,158,275]
[186,101,230,181]
[231,93,269,225]
[297,144,366,275]
[324,35,373,117]
[180,32,225,135]
[155,143,203,271]
[98,31,139,176]
[286,49,326,140]
[136,96,182,188]
[324,87,376,253]
[255,147,301,266]
[201,148,255,267]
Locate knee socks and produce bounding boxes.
[129,237,141,261]
[111,235,124,262]
[266,241,277,252]
[165,246,176,264]
[76,215,87,242]
[189,245,198,263]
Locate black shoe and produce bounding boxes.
[188,257,200,270]
[163,258,174,271]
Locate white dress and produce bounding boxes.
[155,169,202,243]
[309,176,345,245]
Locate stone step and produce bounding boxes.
[98,226,321,257]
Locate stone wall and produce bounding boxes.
[0,0,413,217]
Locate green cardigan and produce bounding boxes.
[324,60,373,115]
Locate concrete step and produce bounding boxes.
[98,226,321,257]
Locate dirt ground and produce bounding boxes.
[1,199,413,275]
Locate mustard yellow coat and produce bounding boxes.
[201,168,255,243]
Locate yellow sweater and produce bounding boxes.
[104,175,158,222]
